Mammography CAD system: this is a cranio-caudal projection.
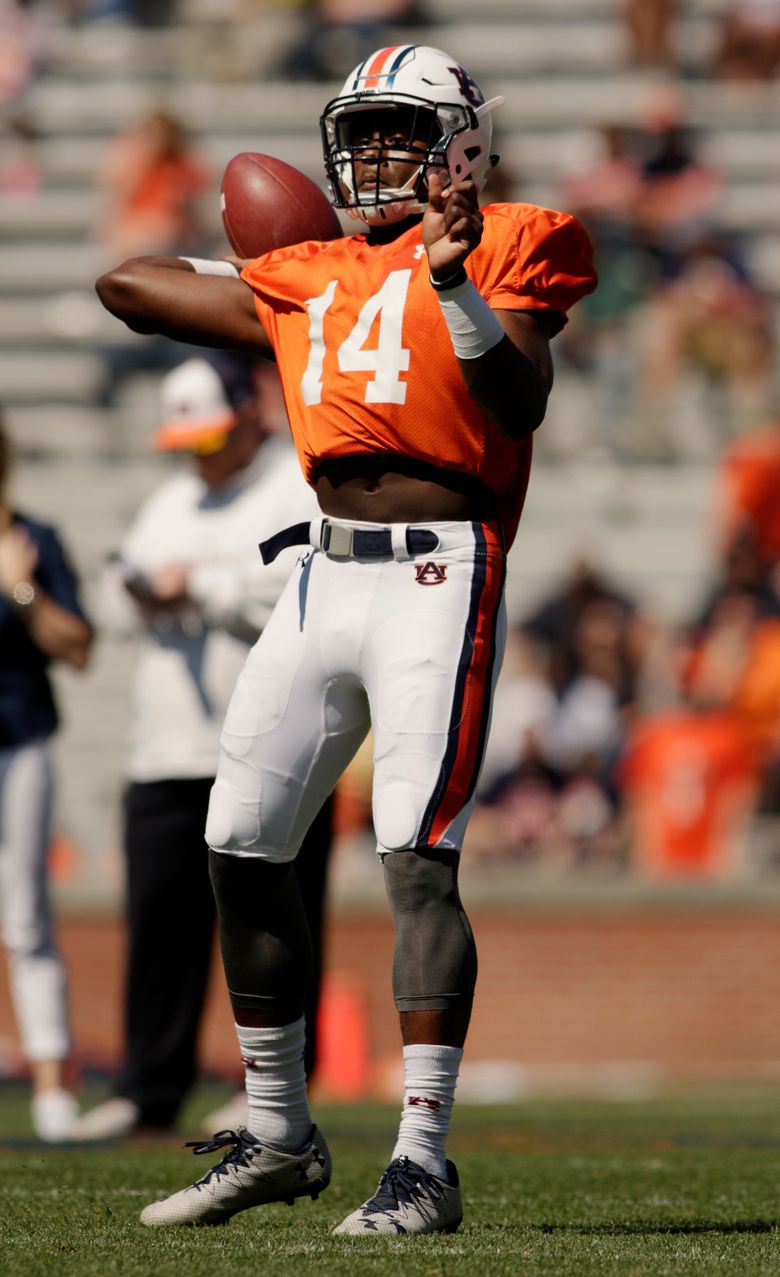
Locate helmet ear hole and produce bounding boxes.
[464,146,481,162]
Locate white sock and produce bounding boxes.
[235,1018,312,1152]
[391,1043,462,1179]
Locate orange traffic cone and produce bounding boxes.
[311,970,371,1100]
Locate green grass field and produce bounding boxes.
[2,1082,780,1276]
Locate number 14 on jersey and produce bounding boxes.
[301,269,412,407]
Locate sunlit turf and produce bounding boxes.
[2,1080,780,1275]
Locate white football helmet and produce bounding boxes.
[320,44,504,226]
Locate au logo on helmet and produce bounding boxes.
[415,561,448,585]
[448,64,484,109]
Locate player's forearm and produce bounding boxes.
[95,257,271,355]
[13,590,93,668]
[458,338,549,439]
[429,269,552,439]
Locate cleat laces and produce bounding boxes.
[362,1157,443,1220]
[183,1129,257,1189]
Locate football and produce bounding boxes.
[221,152,342,258]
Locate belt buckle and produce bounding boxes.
[324,522,354,557]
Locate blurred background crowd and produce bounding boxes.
[1,1,780,892]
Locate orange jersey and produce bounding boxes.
[241,203,596,549]
[718,425,780,567]
[621,710,759,878]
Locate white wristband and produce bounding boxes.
[435,277,504,360]
[178,257,241,277]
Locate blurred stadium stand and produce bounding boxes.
[1,0,779,900]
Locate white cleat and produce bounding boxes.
[31,1088,79,1143]
[332,1156,463,1236]
[72,1097,142,1142]
[140,1125,331,1227]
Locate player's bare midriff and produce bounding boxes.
[313,454,495,524]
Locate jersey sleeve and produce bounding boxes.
[34,524,90,623]
[474,204,598,329]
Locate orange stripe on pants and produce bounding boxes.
[427,523,504,845]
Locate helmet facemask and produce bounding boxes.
[321,97,452,225]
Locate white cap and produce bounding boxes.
[151,358,237,451]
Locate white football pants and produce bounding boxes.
[0,740,70,1061]
[206,517,506,862]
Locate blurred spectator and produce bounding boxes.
[75,0,179,25]
[632,112,722,278]
[521,557,646,709]
[0,113,43,199]
[467,560,653,869]
[560,104,772,458]
[679,587,780,811]
[712,0,780,81]
[631,233,774,451]
[674,484,780,817]
[623,0,679,70]
[714,417,780,586]
[0,411,93,1140]
[692,539,780,643]
[621,708,760,879]
[619,506,780,878]
[74,355,329,1141]
[94,108,212,408]
[281,0,428,81]
[562,124,643,251]
[0,0,56,112]
[95,108,211,263]
[558,124,653,445]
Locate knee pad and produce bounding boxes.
[383,848,477,1013]
[205,778,262,855]
[208,849,312,1017]
[206,777,298,863]
[373,782,420,852]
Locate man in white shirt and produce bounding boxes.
[75,354,326,1138]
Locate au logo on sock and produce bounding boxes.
[414,561,447,586]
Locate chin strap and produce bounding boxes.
[348,200,424,226]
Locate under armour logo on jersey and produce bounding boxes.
[407,1095,442,1110]
[415,561,447,585]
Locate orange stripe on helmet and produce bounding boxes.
[363,45,403,89]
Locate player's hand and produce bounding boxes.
[423,173,483,279]
[0,526,38,595]
[123,562,190,611]
[148,563,190,605]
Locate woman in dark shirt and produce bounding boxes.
[0,419,93,1140]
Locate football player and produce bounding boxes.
[96,45,597,1235]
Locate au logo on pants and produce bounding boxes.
[414,561,448,586]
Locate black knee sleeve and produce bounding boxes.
[208,850,313,1018]
[383,848,477,1013]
